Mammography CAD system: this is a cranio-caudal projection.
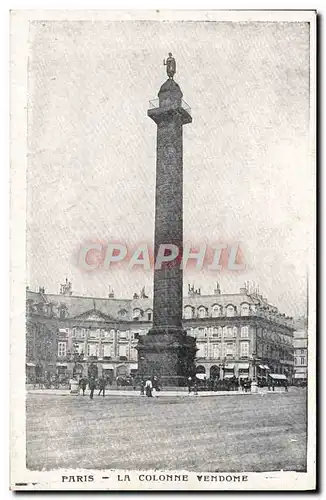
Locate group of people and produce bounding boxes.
[78,376,108,399]
[140,376,161,397]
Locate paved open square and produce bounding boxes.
[26,389,307,472]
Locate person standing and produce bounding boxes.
[89,377,96,400]
[145,378,153,397]
[79,377,87,396]
[98,376,106,397]
[187,376,192,394]
[140,380,145,396]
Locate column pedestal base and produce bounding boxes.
[136,330,197,387]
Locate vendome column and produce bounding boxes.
[137,55,197,386]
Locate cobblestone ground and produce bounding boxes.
[26,388,307,472]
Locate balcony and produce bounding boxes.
[148,98,191,116]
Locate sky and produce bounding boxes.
[26,20,312,317]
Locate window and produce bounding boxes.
[130,347,138,361]
[295,358,297,364]
[226,305,235,317]
[212,327,220,338]
[211,344,221,359]
[184,306,193,319]
[301,349,305,355]
[87,343,98,357]
[240,341,249,357]
[133,308,142,319]
[196,343,207,358]
[89,329,100,339]
[118,309,127,318]
[233,326,238,337]
[301,357,305,365]
[58,342,66,357]
[198,307,207,319]
[74,343,84,355]
[224,342,235,356]
[212,305,221,317]
[103,344,112,358]
[119,345,128,358]
[72,328,76,338]
[222,327,233,338]
[198,328,206,338]
[148,312,152,321]
[119,331,127,340]
[240,303,250,316]
[240,326,249,338]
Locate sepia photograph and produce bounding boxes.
[10,9,316,491]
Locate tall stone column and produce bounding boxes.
[137,67,197,386]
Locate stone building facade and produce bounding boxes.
[25,282,295,383]
[293,317,308,384]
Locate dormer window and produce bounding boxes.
[212,305,221,317]
[59,304,67,319]
[118,309,128,319]
[198,306,207,319]
[133,308,143,320]
[226,305,236,317]
[184,306,193,320]
[240,303,250,316]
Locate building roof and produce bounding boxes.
[26,286,293,326]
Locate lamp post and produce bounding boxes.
[251,351,258,393]
[219,356,226,381]
[139,356,145,381]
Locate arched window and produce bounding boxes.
[118,308,128,319]
[240,303,250,316]
[133,308,143,320]
[184,306,193,320]
[212,304,221,318]
[212,327,219,337]
[210,365,220,378]
[198,306,207,319]
[196,365,206,374]
[226,305,235,317]
[145,309,153,321]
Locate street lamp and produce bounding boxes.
[251,350,259,393]
[219,356,226,381]
[139,356,145,381]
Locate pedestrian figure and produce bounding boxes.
[140,380,145,396]
[89,377,96,400]
[193,382,198,395]
[79,377,87,396]
[187,376,192,394]
[98,376,106,397]
[145,378,153,397]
